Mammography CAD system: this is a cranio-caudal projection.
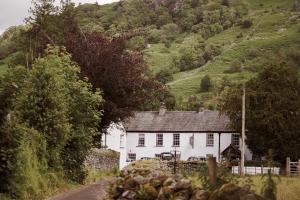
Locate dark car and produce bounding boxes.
[140,157,151,160]
[187,156,207,162]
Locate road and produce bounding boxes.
[47,179,112,200]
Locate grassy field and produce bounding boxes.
[188,174,300,200]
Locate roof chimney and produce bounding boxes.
[197,102,204,113]
[159,104,167,116]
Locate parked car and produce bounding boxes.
[140,157,151,160]
[160,152,174,161]
[187,156,207,162]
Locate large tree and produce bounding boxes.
[22,1,167,145]
[65,32,166,132]
[218,63,300,162]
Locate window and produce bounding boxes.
[156,134,163,146]
[155,154,162,159]
[173,134,180,146]
[206,133,214,146]
[127,153,136,161]
[138,134,145,146]
[120,134,125,148]
[231,133,240,147]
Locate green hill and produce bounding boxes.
[0,0,299,109]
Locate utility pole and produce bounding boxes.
[241,86,246,175]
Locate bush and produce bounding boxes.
[247,48,260,59]
[147,29,161,43]
[155,69,173,84]
[203,43,222,62]
[127,36,147,51]
[200,75,213,92]
[241,19,253,28]
[224,60,242,73]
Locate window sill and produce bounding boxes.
[155,145,164,147]
[206,145,214,147]
[172,145,180,147]
[136,145,146,147]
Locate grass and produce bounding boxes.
[188,174,300,200]
[85,167,119,184]
[140,0,300,107]
[0,59,8,75]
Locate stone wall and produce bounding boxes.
[85,148,120,171]
[107,165,268,200]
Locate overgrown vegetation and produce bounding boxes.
[0,46,103,199]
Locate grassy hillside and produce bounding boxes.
[0,0,299,109]
[144,0,300,108]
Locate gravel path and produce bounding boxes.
[47,179,113,200]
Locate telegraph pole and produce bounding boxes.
[241,86,246,175]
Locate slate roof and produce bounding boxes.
[124,110,235,133]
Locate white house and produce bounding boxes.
[105,107,252,169]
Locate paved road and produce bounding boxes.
[47,179,112,200]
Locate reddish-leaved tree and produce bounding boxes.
[66,32,166,135]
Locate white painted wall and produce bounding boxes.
[102,123,124,152]
[123,132,252,169]
[105,125,253,169]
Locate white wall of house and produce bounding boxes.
[121,132,252,169]
[101,123,124,152]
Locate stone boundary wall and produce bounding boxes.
[155,160,206,174]
[85,148,120,171]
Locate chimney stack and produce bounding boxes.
[197,102,204,113]
[159,104,167,116]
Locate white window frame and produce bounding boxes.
[127,153,136,161]
[231,133,240,147]
[206,133,214,147]
[138,133,145,146]
[173,133,180,146]
[156,134,163,146]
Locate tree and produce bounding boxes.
[218,63,300,162]
[200,75,213,92]
[65,32,166,138]
[0,46,103,197]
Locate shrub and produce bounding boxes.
[147,29,161,43]
[241,19,253,28]
[247,48,260,59]
[224,60,242,73]
[200,75,213,92]
[203,43,222,61]
[155,69,173,84]
[221,0,230,6]
[127,36,147,51]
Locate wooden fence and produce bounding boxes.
[286,157,300,176]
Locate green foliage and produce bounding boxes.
[0,46,103,198]
[200,75,213,92]
[224,60,242,73]
[219,63,300,162]
[241,19,253,28]
[127,36,147,51]
[198,164,237,191]
[155,69,173,84]
[147,29,162,44]
[261,169,279,200]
